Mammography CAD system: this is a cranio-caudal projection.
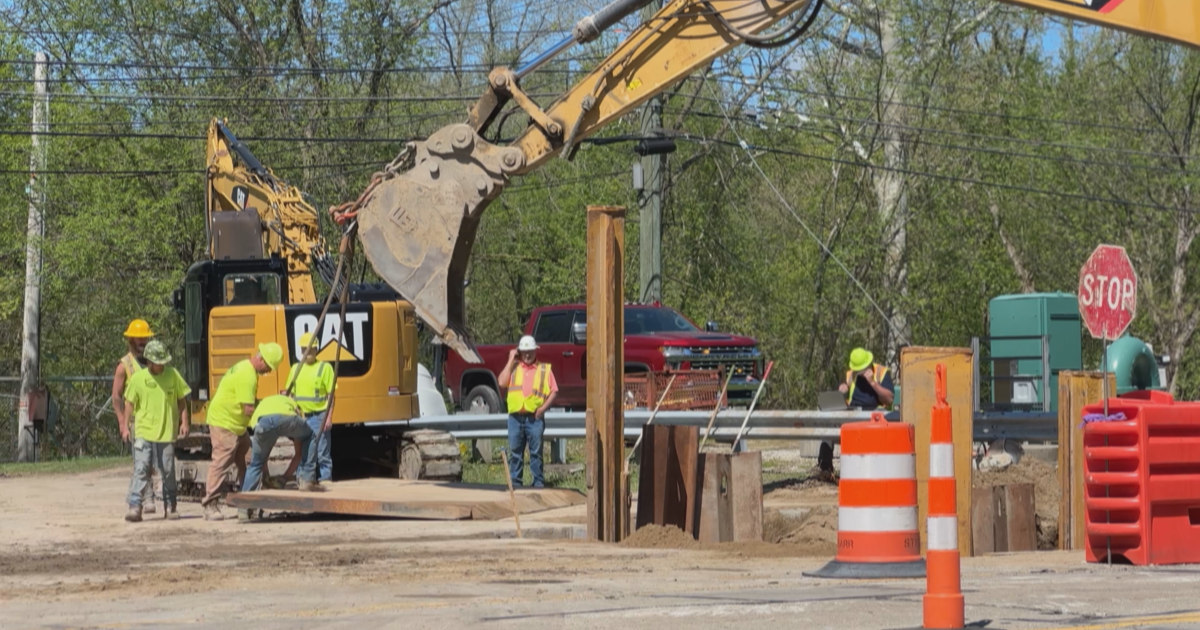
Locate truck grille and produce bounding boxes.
[666,347,761,377]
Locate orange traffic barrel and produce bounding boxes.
[924,364,964,629]
[806,412,926,579]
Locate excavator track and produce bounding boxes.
[398,430,463,481]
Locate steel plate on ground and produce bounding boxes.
[227,479,585,520]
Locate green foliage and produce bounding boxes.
[3,0,1200,463]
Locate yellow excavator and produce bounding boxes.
[180,0,1196,499]
[346,0,1200,365]
[173,120,460,498]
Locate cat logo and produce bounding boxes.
[286,304,374,377]
[232,185,250,210]
[1045,0,1124,12]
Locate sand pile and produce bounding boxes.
[621,506,838,557]
[620,524,701,550]
[973,456,1060,549]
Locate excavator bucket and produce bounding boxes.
[356,124,526,364]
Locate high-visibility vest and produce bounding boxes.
[507,363,552,415]
[845,364,890,409]
[119,353,144,395]
[286,361,331,412]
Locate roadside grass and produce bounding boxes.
[460,439,640,492]
[0,456,127,478]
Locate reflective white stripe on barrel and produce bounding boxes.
[930,444,954,478]
[838,506,919,532]
[840,454,917,480]
[927,516,959,551]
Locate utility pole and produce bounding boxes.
[637,0,665,304]
[17,52,47,462]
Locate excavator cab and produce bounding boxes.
[173,257,288,398]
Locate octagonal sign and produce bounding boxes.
[1078,244,1137,341]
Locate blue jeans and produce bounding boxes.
[304,411,333,482]
[127,439,176,507]
[242,415,315,492]
[507,414,544,488]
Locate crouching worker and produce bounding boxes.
[121,341,190,522]
[241,394,323,498]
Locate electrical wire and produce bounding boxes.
[679,108,1197,176]
[669,106,1198,162]
[701,78,911,344]
[669,132,1200,215]
[704,73,1170,135]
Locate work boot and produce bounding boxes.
[298,479,324,493]
[165,503,180,521]
[125,505,143,523]
[143,497,157,515]
[203,504,225,522]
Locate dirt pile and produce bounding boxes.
[620,524,701,550]
[973,456,1060,549]
[622,506,838,557]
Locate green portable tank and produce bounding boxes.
[987,293,1082,412]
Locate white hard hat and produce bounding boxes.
[517,335,539,352]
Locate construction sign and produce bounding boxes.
[285,305,374,377]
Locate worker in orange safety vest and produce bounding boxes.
[498,335,559,488]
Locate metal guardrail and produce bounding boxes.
[388,409,1057,442]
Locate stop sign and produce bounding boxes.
[1078,244,1137,341]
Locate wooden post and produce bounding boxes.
[902,347,975,557]
[586,205,628,542]
[1057,371,1115,550]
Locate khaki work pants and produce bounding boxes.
[202,425,249,507]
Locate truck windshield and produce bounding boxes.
[624,307,698,334]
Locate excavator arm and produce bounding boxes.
[206,119,333,305]
[351,0,1200,364]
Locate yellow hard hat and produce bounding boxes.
[123,319,154,338]
[258,342,284,370]
[849,348,874,372]
[299,332,316,348]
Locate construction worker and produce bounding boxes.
[497,335,558,488]
[113,319,158,514]
[839,347,895,410]
[817,348,896,478]
[201,342,284,521]
[120,341,190,522]
[241,394,321,497]
[283,332,335,482]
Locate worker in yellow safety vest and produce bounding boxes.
[283,332,336,483]
[816,348,897,479]
[113,319,159,514]
[838,347,895,410]
[497,335,559,488]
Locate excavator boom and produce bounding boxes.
[350,0,1200,364]
[206,120,331,305]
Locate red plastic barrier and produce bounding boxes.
[1081,390,1200,565]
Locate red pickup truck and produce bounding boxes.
[444,303,765,413]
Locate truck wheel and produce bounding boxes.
[464,384,502,414]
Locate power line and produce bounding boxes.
[669,106,1195,163]
[0,159,387,176]
[682,109,1196,176]
[0,89,526,103]
[701,79,910,345]
[0,129,423,144]
[0,56,603,75]
[671,132,1199,215]
[705,74,1168,136]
